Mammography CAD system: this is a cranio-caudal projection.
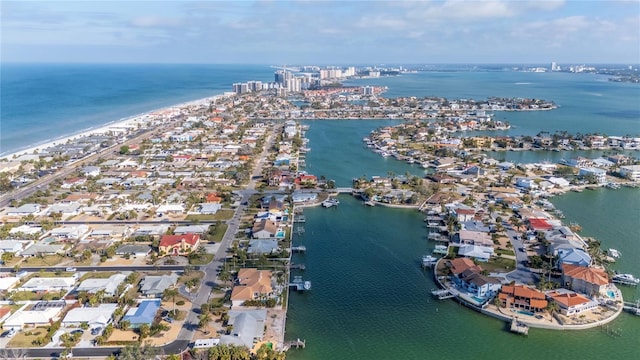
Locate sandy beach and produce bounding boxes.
[0,94,225,161]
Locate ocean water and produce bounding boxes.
[1,65,639,358]
[346,71,640,136]
[0,63,274,156]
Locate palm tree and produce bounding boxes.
[546,301,560,320]
[198,312,212,334]
[163,287,178,314]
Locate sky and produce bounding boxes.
[1,0,639,64]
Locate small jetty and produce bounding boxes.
[291,246,307,253]
[431,288,456,300]
[421,255,438,269]
[283,338,306,351]
[290,263,306,270]
[364,200,376,207]
[623,300,640,316]
[289,276,312,291]
[510,319,529,335]
[612,273,639,286]
[322,198,340,208]
[294,215,306,223]
[295,226,305,235]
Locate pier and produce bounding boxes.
[421,255,438,269]
[431,288,457,300]
[294,215,306,223]
[291,246,307,253]
[290,263,306,270]
[623,300,640,315]
[510,319,529,335]
[289,276,312,291]
[283,338,306,351]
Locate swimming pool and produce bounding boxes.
[607,290,616,298]
[517,310,535,316]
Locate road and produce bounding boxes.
[0,265,190,274]
[504,226,539,284]
[8,123,280,358]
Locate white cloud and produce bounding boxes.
[129,16,184,28]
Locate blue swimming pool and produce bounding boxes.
[517,310,535,316]
[607,290,616,298]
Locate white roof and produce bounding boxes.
[62,303,118,326]
[0,277,20,290]
[4,307,62,328]
[20,277,76,291]
[76,274,127,296]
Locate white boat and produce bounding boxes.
[322,198,340,208]
[608,248,621,258]
[612,273,640,285]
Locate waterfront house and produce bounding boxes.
[291,191,318,203]
[122,300,160,328]
[527,218,554,232]
[252,219,278,239]
[219,309,267,349]
[458,270,502,299]
[620,164,640,181]
[247,239,279,255]
[457,230,493,247]
[546,289,599,316]
[579,167,607,184]
[556,248,592,267]
[230,268,273,308]
[458,244,494,262]
[561,264,609,296]
[159,233,200,256]
[62,303,117,328]
[498,285,548,312]
[447,257,482,277]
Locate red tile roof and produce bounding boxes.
[528,218,553,231]
[562,264,609,285]
[160,233,200,247]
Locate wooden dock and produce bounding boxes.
[431,288,457,300]
[283,338,306,351]
[290,263,306,270]
[510,319,529,335]
[623,300,640,315]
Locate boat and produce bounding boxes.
[612,273,640,286]
[322,198,340,208]
[422,255,438,268]
[608,248,621,258]
[606,182,620,189]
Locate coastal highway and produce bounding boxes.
[0,265,191,273]
[0,121,177,209]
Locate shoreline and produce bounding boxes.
[0,94,227,161]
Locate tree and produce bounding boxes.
[138,324,150,340]
[198,312,212,334]
[163,287,179,313]
[117,342,157,360]
[119,145,130,155]
[120,320,130,331]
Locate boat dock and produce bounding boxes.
[283,338,306,351]
[294,215,306,223]
[431,288,457,300]
[291,246,307,253]
[623,300,640,315]
[289,276,312,291]
[612,273,639,286]
[510,319,529,335]
[290,263,306,270]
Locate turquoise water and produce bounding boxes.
[346,71,640,136]
[287,119,640,360]
[517,310,535,317]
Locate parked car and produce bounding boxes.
[66,267,77,272]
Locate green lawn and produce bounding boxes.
[21,255,65,266]
[7,328,47,348]
[189,254,214,265]
[210,223,228,243]
[495,249,515,257]
[79,271,118,281]
[185,209,235,222]
[482,257,517,273]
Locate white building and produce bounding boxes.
[620,165,640,181]
[579,167,607,184]
[62,303,117,328]
[76,274,127,296]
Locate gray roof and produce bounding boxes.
[115,244,152,255]
[220,309,267,348]
[21,244,65,256]
[140,273,178,296]
[248,239,279,255]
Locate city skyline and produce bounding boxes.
[1,0,640,64]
